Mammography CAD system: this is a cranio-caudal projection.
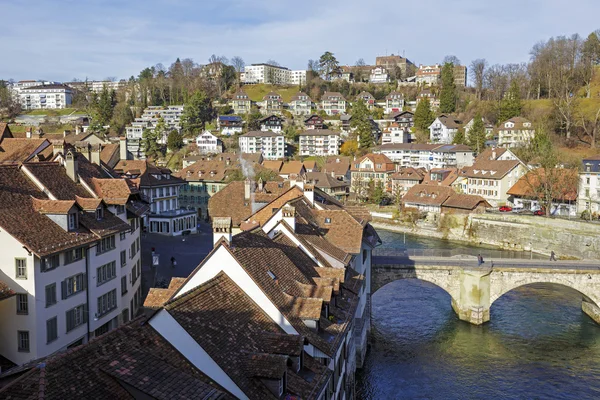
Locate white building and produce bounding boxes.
[195,131,223,154]
[497,117,535,148]
[289,92,313,116]
[429,115,463,144]
[239,131,285,160]
[578,155,600,215]
[242,63,306,85]
[381,123,410,144]
[298,129,341,156]
[375,143,474,170]
[416,64,442,86]
[125,105,184,159]
[369,66,389,84]
[290,70,307,85]
[19,84,73,110]
[321,92,347,115]
[89,80,127,93]
[0,147,144,366]
[385,91,405,114]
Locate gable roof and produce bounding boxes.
[506,168,578,202]
[464,159,522,179]
[280,161,305,175]
[351,153,394,171]
[299,129,339,137]
[321,92,346,101]
[402,184,456,206]
[290,92,312,102]
[390,167,426,181]
[441,193,491,210]
[0,138,49,164]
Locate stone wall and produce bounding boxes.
[372,213,600,260]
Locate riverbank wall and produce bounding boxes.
[371,213,600,260]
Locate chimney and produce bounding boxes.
[244,178,252,200]
[26,128,32,139]
[65,149,79,182]
[52,140,65,157]
[212,217,232,246]
[282,205,295,232]
[119,137,128,161]
[491,149,496,160]
[76,142,91,160]
[90,143,101,165]
[257,177,264,192]
[75,125,82,135]
[304,184,314,206]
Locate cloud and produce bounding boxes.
[1,0,599,81]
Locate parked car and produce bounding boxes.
[379,197,392,206]
[533,209,545,216]
[512,206,524,213]
[499,206,513,212]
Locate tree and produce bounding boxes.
[283,124,298,142]
[439,62,457,113]
[469,59,487,100]
[110,101,133,135]
[468,113,487,152]
[370,181,385,205]
[142,128,162,159]
[307,59,321,80]
[353,58,366,82]
[181,91,213,137]
[577,103,600,148]
[452,128,465,145]
[231,56,245,88]
[351,100,374,148]
[245,107,262,131]
[89,87,116,127]
[319,51,340,80]
[414,97,435,131]
[0,80,21,119]
[581,31,600,98]
[443,55,461,65]
[498,80,522,122]
[341,140,358,156]
[167,130,184,151]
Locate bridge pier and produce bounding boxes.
[582,298,600,325]
[452,268,492,325]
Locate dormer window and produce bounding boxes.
[325,217,331,224]
[95,207,104,221]
[68,212,77,230]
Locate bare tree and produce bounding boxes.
[469,59,487,100]
[443,55,461,65]
[578,107,600,148]
[231,56,245,88]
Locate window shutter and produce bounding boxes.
[61,281,67,300]
[82,274,87,291]
[83,304,89,324]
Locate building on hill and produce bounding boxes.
[239,131,285,160]
[305,171,350,200]
[375,143,474,170]
[321,92,347,115]
[385,91,405,114]
[298,129,341,156]
[464,116,494,141]
[125,105,184,159]
[578,155,600,216]
[217,115,243,135]
[381,123,410,144]
[350,153,396,197]
[497,117,535,148]
[416,65,441,86]
[195,131,223,154]
[475,147,520,162]
[18,84,73,110]
[390,167,425,197]
[231,89,252,114]
[453,65,468,87]
[388,110,414,129]
[0,143,147,366]
[323,156,351,182]
[369,67,389,84]
[429,115,463,144]
[260,92,283,116]
[289,92,313,116]
[403,184,489,213]
[242,63,306,85]
[260,114,284,132]
[356,91,376,110]
[417,89,440,110]
[304,114,325,130]
[376,54,415,77]
[464,159,527,207]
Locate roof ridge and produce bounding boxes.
[163,271,230,310]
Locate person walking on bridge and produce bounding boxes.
[550,251,557,261]
[477,254,484,266]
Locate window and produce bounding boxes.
[65,248,83,264]
[63,273,85,298]
[46,317,58,343]
[120,232,126,241]
[68,212,77,230]
[41,254,60,272]
[120,251,126,267]
[121,276,127,295]
[97,236,115,254]
[15,258,27,279]
[95,207,104,220]
[97,289,117,317]
[66,305,86,332]
[115,205,125,215]
[97,261,116,286]
[16,294,28,315]
[130,242,136,259]
[587,177,591,185]
[45,283,56,307]
[18,331,29,352]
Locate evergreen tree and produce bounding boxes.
[181,90,213,137]
[498,81,522,122]
[167,130,184,151]
[468,113,487,152]
[414,97,435,131]
[318,51,340,80]
[452,128,465,144]
[351,99,374,148]
[245,107,263,131]
[439,62,457,113]
[142,128,162,159]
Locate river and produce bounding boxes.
[357,230,600,399]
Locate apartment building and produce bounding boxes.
[356,91,376,110]
[194,131,223,154]
[0,145,145,366]
[259,114,284,133]
[239,131,285,160]
[464,159,527,207]
[125,105,184,159]
[350,153,396,196]
[416,64,442,85]
[10,80,60,95]
[19,84,73,110]
[391,167,425,197]
[429,115,463,144]
[243,63,307,85]
[231,89,252,114]
[375,143,474,170]
[497,117,535,148]
[508,169,578,216]
[290,69,307,85]
[376,54,415,77]
[454,65,468,87]
[382,123,410,144]
[288,92,313,116]
[578,155,600,215]
[321,92,347,115]
[369,66,389,83]
[389,110,414,129]
[298,129,341,156]
[89,80,127,93]
[260,92,283,115]
[385,91,405,114]
[464,116,494,141]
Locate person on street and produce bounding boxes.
[171,256,177,268]
[550,251,557,261]
[477,254,483,266]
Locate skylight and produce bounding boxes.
[267,270,277,280]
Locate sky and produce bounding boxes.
[2,0,600,82]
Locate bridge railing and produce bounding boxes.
[373,248,546,260]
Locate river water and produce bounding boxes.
[357,230,600,400]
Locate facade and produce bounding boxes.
[350,153,396,196]
[290,69,307,85]
[497,117,535,148]
[323,156,351,182]
[453,65,468,87]
[231,89,252,114]
[382,123,410,144]
[288,92,313,116]
[389,110,414,129]
[259,114,284,133]
[403,184,489,214]
[464,159,527,207]
[385,91,405,114]
[217,115,243,135]
[125,105,184,159]
[0,145,145,366]
[19,84,73,110]
[239,131,285,160]
[321,92,347,115]
[305,172,350,200]
[195,131,223,154]
[243,63,307,85]
[429,115,463,144]
[298,129,341,156]
[376,54,415,77]
[304,114,325,130]
[508,169,578,216]
[578,155,600,216]
[375,143,474,170]
[417,89,440,110]
[88,80,127,93]
[391,167,426,197]
[260,92,283,115]
[369,66,389,84]
[464,117,494,141]
[356,91,376,110]
[416,64,442,86]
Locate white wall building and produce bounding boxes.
[125,105,184,159]
[242,64,306,85]
[381,124,410,144]
[429,115,462,144]
[369,66,389,84]
[239,131,285,160]
[195,131,223,154]
[578,156,600,215]
[298,129,341,156]
[375,143,474,170]
[19,84,73,110]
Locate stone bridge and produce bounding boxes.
[372,255,600,325]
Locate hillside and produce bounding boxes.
[242,84,301,103]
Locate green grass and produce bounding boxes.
[7,125,28,133]
[242,84,301,103]
[23,108,86,116]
